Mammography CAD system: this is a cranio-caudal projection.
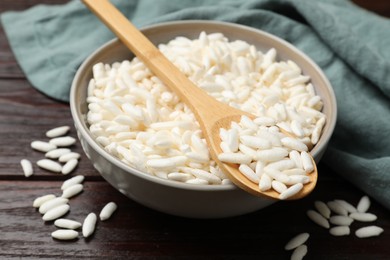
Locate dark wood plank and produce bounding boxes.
[1,169,389,259]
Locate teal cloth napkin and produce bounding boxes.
[2,0,390,210]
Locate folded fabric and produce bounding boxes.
[2,0,389,209]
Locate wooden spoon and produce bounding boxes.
[82,0,317,200]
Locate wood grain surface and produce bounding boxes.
[0,1,389,259]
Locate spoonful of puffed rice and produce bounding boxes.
[82,0,318,200]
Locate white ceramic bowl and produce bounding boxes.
[70,20,337,218]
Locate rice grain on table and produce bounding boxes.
[334,199,357,213]
[355,226,384,238]
[356,195,371,213]
[82,213,97,238]
[61,184,83,199]
[329,215,354,226]
[51,229,78,240]
[33,194,56,208]
[58,152,81,162]
[31,141,57,153]
[61,158,79,175]
[20,159,33,177]
[349,212,377,222]
[314,200,331,219]
[306,210,330,229]
[329,226,350,236]
[54,219,82,230]
[99,202,118,221]
[61,175,85,190]
[327,201,348,216]
[284,233,310,251]
[39,197,69,214]
[42,204,70,221]
[37,159,62,173]
[46,126,70,138]
[290,244,308,260]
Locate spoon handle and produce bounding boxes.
[82,0,231,124]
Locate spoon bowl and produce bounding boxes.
[82,0,318,200]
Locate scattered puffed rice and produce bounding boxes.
[39,197,69,214]
[329,226,350,236]
[306,210,330,229]
[37,159,62,173]
[42,204,70,221]
[46,126,70,138]
[329,215,354,226]
[349,212,377,222]
[291,244,307,260]
[99,202,118,221]
[356,195,370,213]
[20,159,33,177]
[45,148,71,159]
[327,201,348,216]
[285,233,310,251]
[82,213,97,238]
[355,226,384,238]
[61,184,83,199]
[58,152,81,163]
[49,136,76,147]
[334,199,357,213]
[54,219,82,230]
[33,194,56,208]
[314,200,331,219]
[61,175,85,190]
[31,141,56,153]
[61,158,79,175]
[51,229,78,240]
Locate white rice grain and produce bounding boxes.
[99,202,118,221]
[51,229,78,240]
[61,184,83,199]
[327,201,348,216]
[42,204,70,221]
[314,201,331,219]
[306,210,330,229]
[355,226,384,238]
[82,213,97,238]
[61,158,79,175]
[61,175,85,190]
[39,197,69,214]
[33,194,56,208]
[329,215,354,226]
[334,199,357,213]
[45,148,71,159]
[58,152,81,163]
[54,219,82,230]
[46,126,71,138]
[284,233,309,250]
[329,226,350,236]
[31,141,57,153]
[349,212,377,222]
[279,183,303,200]
[49,136,76,147]
[239,164,260,184]
[357,195,371,213]
[21,159,33,177]
[37,159,62,173]
[290,244,308,260]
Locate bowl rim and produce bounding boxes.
[70,19,337,193]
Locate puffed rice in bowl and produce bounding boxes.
[70,20,337,218]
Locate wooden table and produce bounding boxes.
[1,1,389,259]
